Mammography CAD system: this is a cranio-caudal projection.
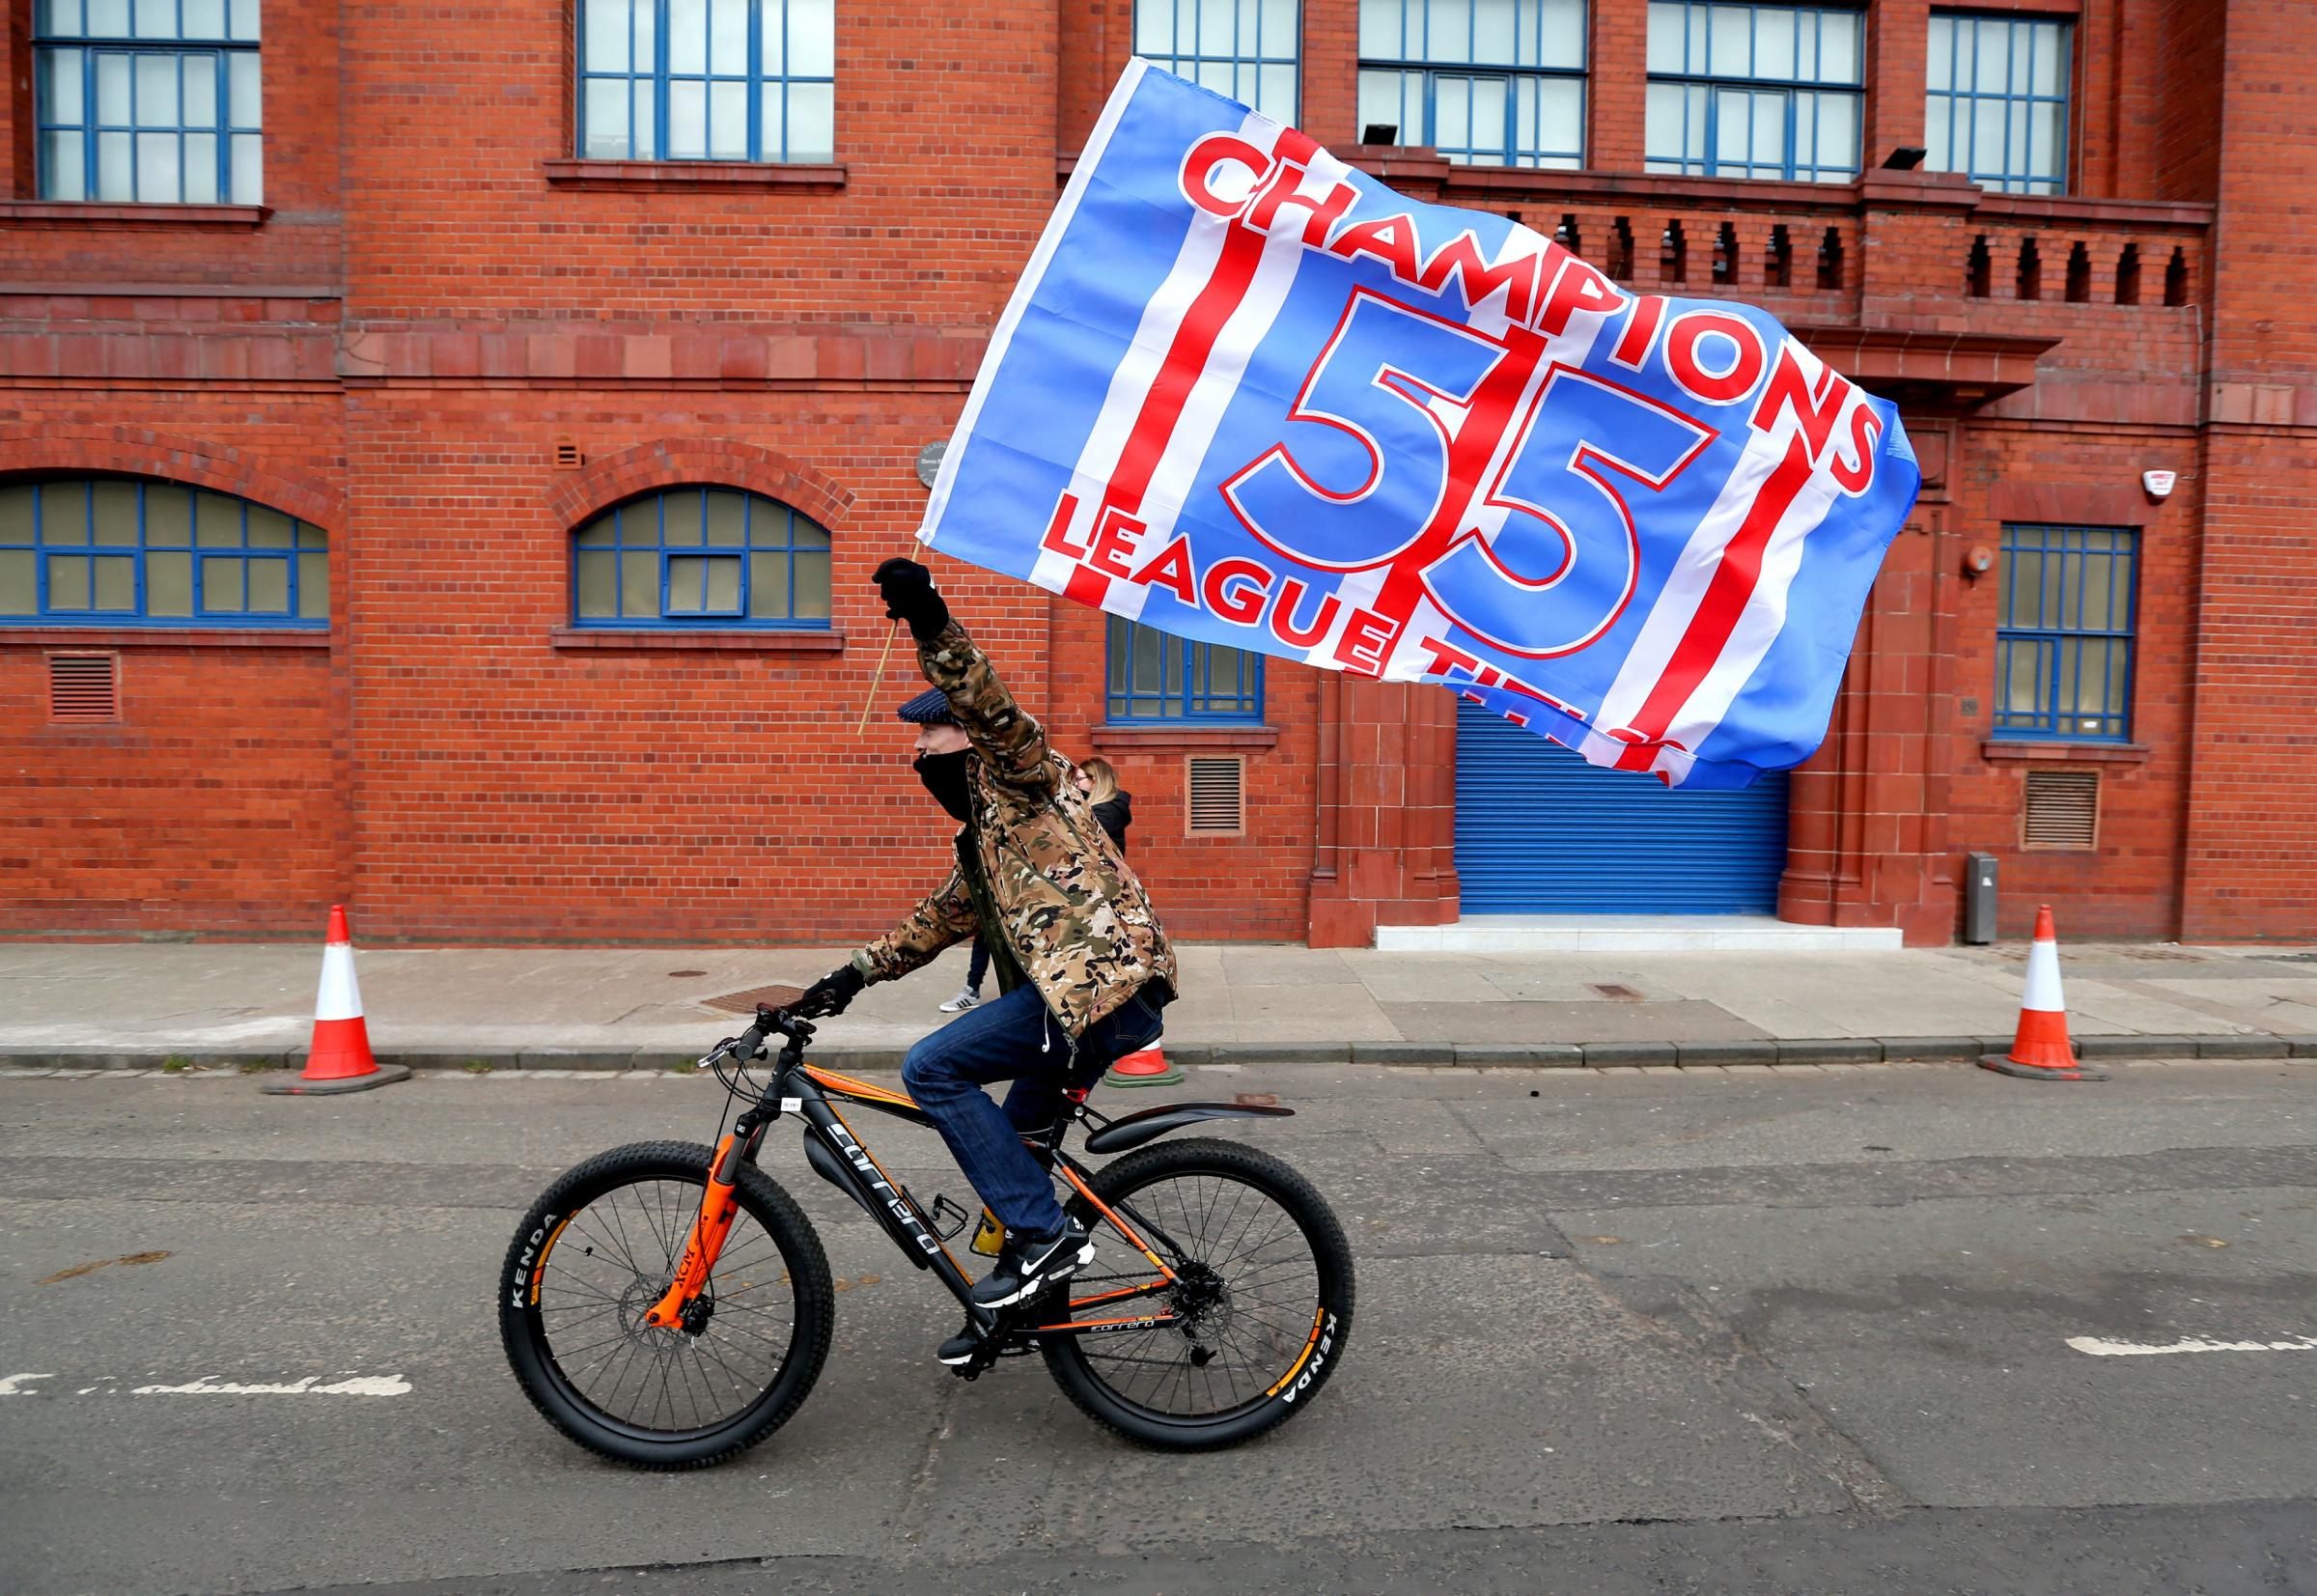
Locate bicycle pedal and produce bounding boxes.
[969,1207,1004,1257]
[926,1192,972,1243]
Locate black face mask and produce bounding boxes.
[913,749,973,823]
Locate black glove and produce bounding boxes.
[795,964,865,1020]
[874,557,950,643]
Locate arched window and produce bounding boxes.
[0,476,326,627]
[572,487,829,629]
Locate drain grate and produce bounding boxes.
[1589,983,1643,1001]
[702,983,808,1016]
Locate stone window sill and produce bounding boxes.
[1981,739,2151,765]
[0,201,269,226]
[550,628,845,652]
[0,626,324,648]
[1092,723,1279,751]
[541,159,846,193]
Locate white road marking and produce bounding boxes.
[2066,1334,2317,1358]
[130,1374,412,1396]
[3,1370,409,1396]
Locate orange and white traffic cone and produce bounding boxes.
[1103,1043,1184,1088]
[261,906,410,1096]
[1980,904,2105,1082]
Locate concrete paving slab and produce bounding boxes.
[1382,998,1759,1044]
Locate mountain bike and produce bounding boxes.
[498,1003,1354,1467]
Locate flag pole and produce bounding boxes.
[856,532,922,736]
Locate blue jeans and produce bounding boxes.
[901,982,1166,1241]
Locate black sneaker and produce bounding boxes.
[970,1218,1093,1309]
[936,1320,984,1366]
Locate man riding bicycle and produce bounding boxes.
[796,558,1175,1359]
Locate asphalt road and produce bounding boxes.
[3,1058,2314,1594]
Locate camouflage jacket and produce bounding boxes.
[849,619,1177,1037]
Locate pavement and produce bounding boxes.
[3,936,2317,1072]
[3,1059,2315,1593]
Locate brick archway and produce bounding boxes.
[544,438,857,531]
[0,424,343,528]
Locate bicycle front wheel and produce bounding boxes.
[499,1139,834,1470]
[1046,1136,1354,1450]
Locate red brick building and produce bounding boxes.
[1,0,2307,947]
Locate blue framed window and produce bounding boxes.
[1358,0,1586,169]
[34,0,263,204]
[572,488,830,629]
[1135,0,1300,122]
[1645,2,1862,183]
[1994,524,2136,742]
[1106,616,1264,722]
[0,478,326,628]
[578,0,834,163]
[1928,12,2070,196]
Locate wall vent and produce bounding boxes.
[552,438,584,469]
[2023,769,2099,850]
[1186,755,1244,837]
[48,653,119,722]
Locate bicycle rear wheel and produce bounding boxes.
[1044,1136,1354,1450]
[499,1139,833,1470]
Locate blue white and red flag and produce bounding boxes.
[918,61,1919,787]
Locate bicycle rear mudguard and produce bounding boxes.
[1081,1101,1294,1155]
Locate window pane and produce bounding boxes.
[0,487,32,542]
[40,0,87,33]
[1358,69,1403,140]
[131,0,171,37]
[296,550,327,618]
[584,0,631,73]
[710,0,746,71]
[1259,0,1296,57]
[145,484,190,544]
[1257,63,1296,119]
[296,521,324,549]
[704,555,741,612]
[246,505,293,547]
[228,131,259,201]
[40,131,86,201]
[1924,93,1949,172]
[200,554,243,609]
[1971,96,2003,174]
[705,490,745,546]
[1753,9,1795,78]
[2030,100,2061,182]
[1644,80,1686,161]
[583,77,629,158]
[1471,73,1508,157]
[575,514,614,548]
[148,549,193,615]
[1819,11,1858,83]
[1196,0,1232,56]
[0,550,32,613]
[37,49,85,128]
[89,0,130,32]
[1433,0,1470,62]
[669,0,707,73]
[661,490,703,546]
[791,549,829,618]
[97,129,132,198]
[2032,22,2068,94]
[572,550,611,620]
[1645,1,1684,74]
[785,81,832,161]
[1715,87,1750,161]
[1815,92,1856,172]
[184,0,224,35]
[47,554,92,609]
[98,52,132,122]
[246,555,288,612]
[789,0,834,75]
[181,131,216,199]
[135,130,181,201]
[1927,16,1951,91]
[1474,0,1515,64]
[194,490,240,546]
[1535,77,1580,157]
[669,79,705,157]
[91,554,132,608]
[630,80,656,158]
[41,484,89,545]
[665,555,707,612]
[91,480,139,545]
[135,51,179,121]
[1706,6,1747,75]
[1140,0,1176,54]
[619,549,656,617]
[228,0,256,39]
[227,51,259,125]
[709,78,744,159]
[1538,0,1582,67]
[748,550,790,617]
[1972,19,2004,92]
[793,518,828,549]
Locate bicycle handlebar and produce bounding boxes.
[699,1004,815,1073]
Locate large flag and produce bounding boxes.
[918,61,1919,788]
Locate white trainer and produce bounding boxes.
[937,988,980,1013]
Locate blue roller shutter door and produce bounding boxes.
[1453,698,1791,914]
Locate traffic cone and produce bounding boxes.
[261,906,410,1096]
[1980,905,2106,1082]
[1103,1044,1184,1088]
